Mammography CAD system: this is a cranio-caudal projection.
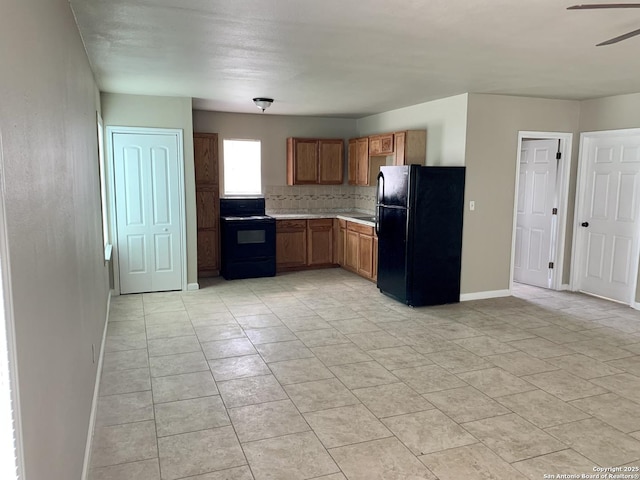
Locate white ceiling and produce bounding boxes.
[69,0,640,118]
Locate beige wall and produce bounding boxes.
[356,93,469,166]
[0,0,110,478]
[463,94,580,294]
[101,93,198,287]
[579,93,640,132]
[193,110,357,188]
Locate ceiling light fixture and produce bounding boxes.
[253,97,274,112]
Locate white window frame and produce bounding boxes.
[222,139,262,196]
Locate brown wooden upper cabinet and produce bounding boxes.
[287,138,344,185]
[394,130,427,166]
[348,137,370,185]
[369,133,394,156]
[348,130,426,186]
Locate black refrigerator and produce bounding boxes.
[376,165,465,307]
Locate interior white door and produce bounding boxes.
[577,133,640,303]
[113,132,183,294]
[514,139,558,288]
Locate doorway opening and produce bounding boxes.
[510,132,573,292]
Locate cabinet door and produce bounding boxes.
[196,186,219,229]
[358,234,374,278]
[369,136,381,156]
[288,139,318,184]
[318,140,344,184]
[307,219,333,265]
[348,139,357,185]
[197,230,219,273]
[194,134,218,185]
[276,220,307,268]
[372,234,378,281]
[345,230,359,271]
[369,134,394,156]
[333,218,346,266]
[394,131,406,166]
[356,138,369,186]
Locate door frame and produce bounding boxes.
[510,131,574,291]
[0,130,24,479]
[106,126,187,295]
[570,128,640,308]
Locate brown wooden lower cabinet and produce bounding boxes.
[333,219,343,265]
[372,235,379,281]
[197,230,219,275]
[276,220,307,270]
[275,217,377,279]
[358,234,374,278]
[307,219,333,266]
[276,218,335,271]
[345,230,359,271]
[342,221,377,281]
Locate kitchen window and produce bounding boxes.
[223,139,261,195]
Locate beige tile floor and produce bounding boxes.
[90,269,640,480]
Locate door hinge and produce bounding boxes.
[552,208,558,215]
[548,262,554,269]
[556,152,561,160]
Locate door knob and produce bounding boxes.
[581,222,589,227]
[163,228,169,232]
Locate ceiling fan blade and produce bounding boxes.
[568,3,640,9]
[597,27,640,45]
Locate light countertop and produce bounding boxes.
[268,211,375,226]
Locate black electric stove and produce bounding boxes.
[220,197,276,280]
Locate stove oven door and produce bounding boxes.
[220,217,276,279]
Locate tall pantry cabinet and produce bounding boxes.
[194,133,220,277]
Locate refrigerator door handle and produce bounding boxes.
[375,172,384,236]
[376,171,384,204]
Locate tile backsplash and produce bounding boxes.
[265,185,376,213]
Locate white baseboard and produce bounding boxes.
[632,302,640,311]
[560,284,571,291]
[81,290,111,480]
[460,289,511,302]
[187,283,200,291]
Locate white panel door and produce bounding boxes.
[514,139,558,288]
[114,132,183,294]
[578,133,640,303]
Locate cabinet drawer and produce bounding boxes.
[308,218,333,229]
[347,222,374,236]
[276,219,307,231]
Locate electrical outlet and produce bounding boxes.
[469,200,475,211]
